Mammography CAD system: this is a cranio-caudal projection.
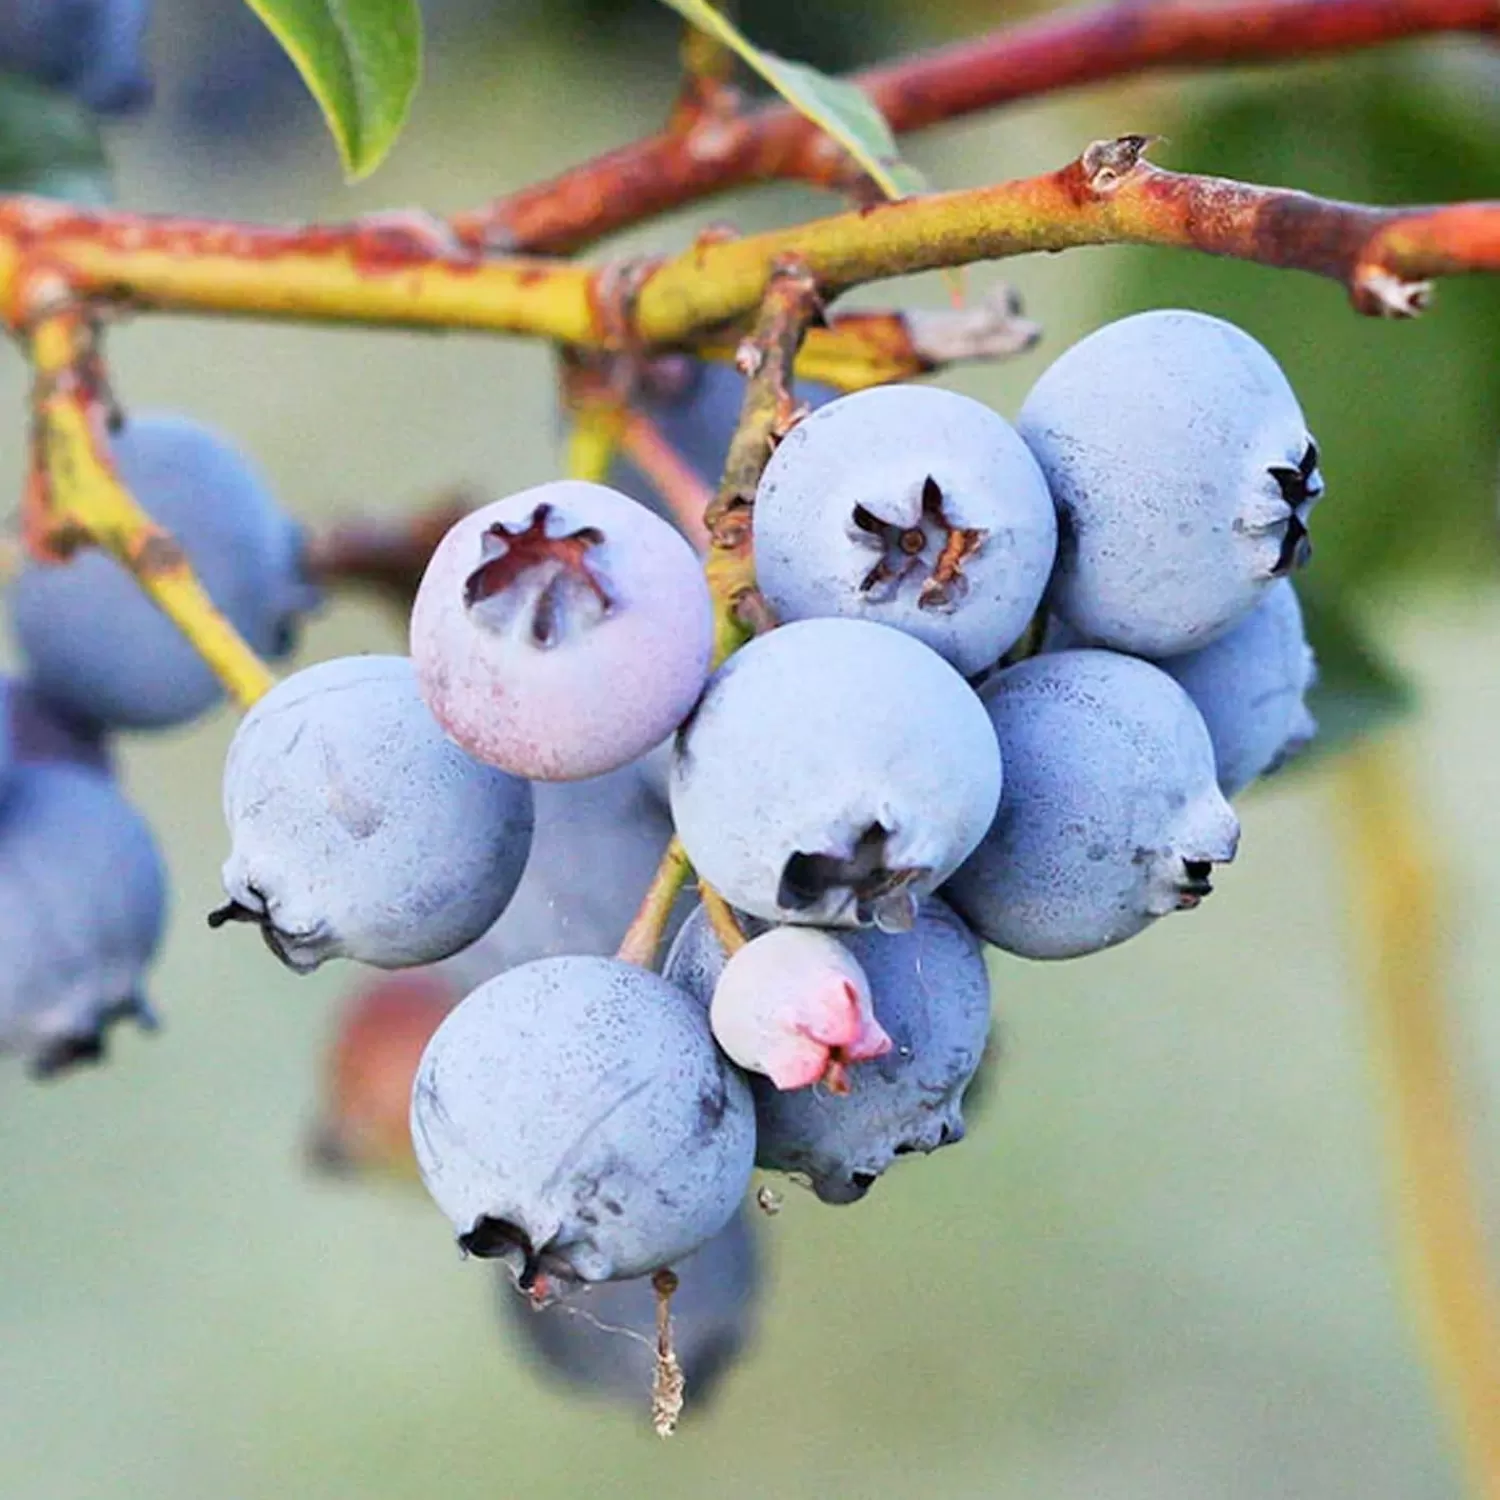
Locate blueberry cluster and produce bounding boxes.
[0,413,320,1075]
[209,308,1322,1380]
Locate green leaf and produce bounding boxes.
[241,0,421,180]
[0,73,110,203]
[655,0,927,200]
[1294,585,1415,766]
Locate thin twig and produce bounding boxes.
[617,412,714,551]
[23,293,273,709]
[650,1268,684,1438]
[616,838,694,969]
[703,259,823,664]
[452,0,1500,253]
[700,884,747,957]
[1336,739,1500,1497]
[302,488,478,612]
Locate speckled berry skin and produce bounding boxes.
[667,897,992,1204]
[944,650,1240,960]
[669,618,1002,931]
[0,763,166,1078]
[409,481,713,781]
[497,1204,762,1412]
[1159,578,1319,797]
[214,654,533,974]
[1018,309,1323,658]
[753,385,1057,674]
[9,413,318,732]
[410,955,756,1293]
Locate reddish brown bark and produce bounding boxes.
[450,0,1500,255]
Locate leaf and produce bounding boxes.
[655,0,927,200]
[240,0,420,180]
[0,74,110,203]
[1294,584,1415,766]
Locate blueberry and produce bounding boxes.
[1018,309,1322,657]
[1158,578,1319,797]
[666,897,993,1204]
[708,926,890,1091]
[669,618,1002,931]
[0,682,13,796]
[410,481,713,781]
[497,1204,762,1413]
[944,649,1240,959]
[2,675,112,775]
[753,385,1057,674]
[0,0,153,115]
[409,955,756,1292]
[213,654,534,974]
[437,754,678,991]
[0,762,165,1077]
[9,413,322,732]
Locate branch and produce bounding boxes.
[703,259,822,663]
[8,141,1493,349]
[615,837,694,969]
[451,0,1500,254]
[22,289,273,709]
[302,488,478,610]
[629,138,1500,329]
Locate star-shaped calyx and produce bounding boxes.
[1266,440,1322,576]
[463,503,614,648]
[851,477,988,612]
[777,822,927,932]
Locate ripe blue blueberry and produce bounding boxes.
[0,0,153,114]
[1018,309,1322,657]
[1159,578,1319,797]
[410,955,756,1293]
[669,618,1002,931]
[212,654,534,973]
[3,675,112,774]
[497,1204,762,1412]
[0,681,13,797]
[666,897,993,1204]
[944,649,1240,959]
[410,481,713,781]
[0,762,165,1077]
[9,413,321,732]
[438,754,679,991]
[753,385,1057,674]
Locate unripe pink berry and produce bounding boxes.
[410,481,713,781]
[709,927,891,1093]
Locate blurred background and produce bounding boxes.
[1,1,1499,1496]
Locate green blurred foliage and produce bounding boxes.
[0,73,109,203]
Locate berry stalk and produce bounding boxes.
[23,298,274,710]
